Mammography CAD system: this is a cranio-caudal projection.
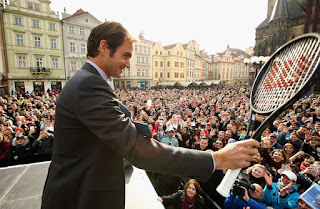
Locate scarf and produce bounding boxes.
[277,182,296,198]
[181,193,196,209]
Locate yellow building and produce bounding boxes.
[2,0,65,94]
[152,41,165,86]
[162,42,186,82]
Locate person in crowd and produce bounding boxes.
[283,143,296,160]
[158,179,206,209]
[199,137,210,151]
[224,183,267,209]
[246,164,271,188]
[161,126,179,147]
[0,132,10,167]
[6,134,32,166]
[286,131,303,152]
[212,138,224,151]
[297,198,320,209]
[269,133,284,150]
[262,170,299,209]
[32,127,54,162]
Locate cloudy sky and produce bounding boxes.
[50,0,268,54]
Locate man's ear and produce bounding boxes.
[99,40,109,54]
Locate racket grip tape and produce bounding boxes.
[216,168,241,198]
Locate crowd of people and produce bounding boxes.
[0,86,320,209]
[0,90,56,167]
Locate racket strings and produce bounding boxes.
[252,37,320,113]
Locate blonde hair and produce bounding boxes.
[247,164,271,176]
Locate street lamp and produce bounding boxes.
[244,56,270,86]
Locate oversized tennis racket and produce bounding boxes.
[216,33,320,198]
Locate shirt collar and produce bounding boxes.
[87,60,109,84]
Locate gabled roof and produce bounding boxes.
[163,44,177,50]
[269,0,305,22]
[182,43,188,50]
[257,15,271,29]
[62,8,101,23]
[72,9,85,16]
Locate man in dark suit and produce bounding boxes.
[41,21,260,209]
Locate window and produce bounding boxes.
[16,34,24,46]
[36,57,43,68]
[33,20,39,28]
[177,51,179,55]
[180,73,184,78]
[144,47,146,53]
[167,61,170,67]
[80,28,85,36]
[175,72,179,78]
[142,57,144,64]
[135,45,137,51]
[80,44,86,54]
[160,72,163,78]
[52,58,58,69]
[49,23,56,30]
[167,72,170,78]
[137,69,140,76]
[50,38,57,49]
[142,69,145,77]
[168,51,170,55]
[69,26,75,34]
[155,72,158,78]
[35,4,40,11]
[155,61,158,67]
[146,69,149,76]
[15,17,22,25]
[70,42,75,52]
[127,69,130,77]
[146,57,149,64]
[71,61,77,72]
[180,62,184,68]
[156,51,158,55]
[85,18,88,23]
[34,36,41,47]
[139,46,141,52]
[175,61,179,67]
[28,2,33,9]
[148,48,150,53]
[18,56,26,68]
[137,56,140,63]
[160,51,162,55]
[160,61,163,67]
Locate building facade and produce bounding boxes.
[212,47,250,86]
[163,42,187,83]
[183,40,196,82]
[2,0,65,94]
[255,0,319,56]
[61,9,101,80]
[114,32,153,89]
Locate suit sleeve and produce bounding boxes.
[74,76,214,181]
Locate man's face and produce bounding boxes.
[281,175,295,186]
[200,139,209,151]
[249,184,263,200]
[298,200,312,209]
[104,38,132,78]
[167,130,174,138]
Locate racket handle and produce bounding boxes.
[216,168,241,198]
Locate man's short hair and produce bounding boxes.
[87,21,136,58]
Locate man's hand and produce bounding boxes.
[212,139,260,170]
[242,187,250,202]
[280,183,294,197]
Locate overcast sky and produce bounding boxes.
[50,0,268,55]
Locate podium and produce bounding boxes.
[0,162,164,209]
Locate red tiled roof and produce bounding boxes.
[163,43,177,50]
[182,43,188,50]
[72,9,85,16]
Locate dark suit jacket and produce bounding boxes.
[41,63,214,209]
